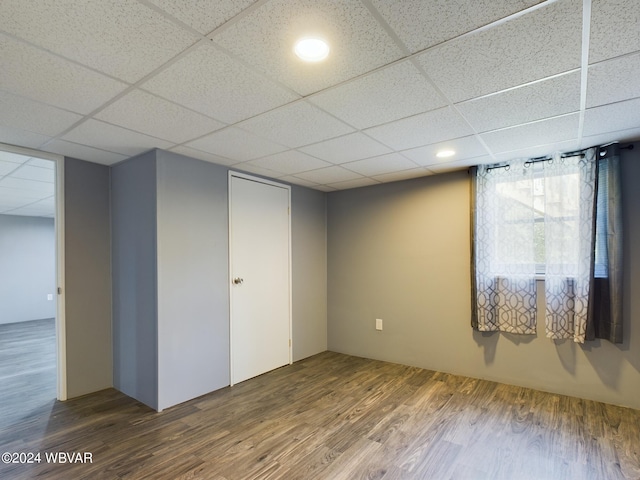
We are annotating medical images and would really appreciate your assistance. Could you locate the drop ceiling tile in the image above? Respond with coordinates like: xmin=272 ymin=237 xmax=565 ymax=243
xmin=211 ymin=0 xmax=404 ymax=95
xmin=186 ymin=127 xmax=287 ymax=162
xmin=583 ymin=98 xmax=640 ymax=138
xmin=232 ymin=163 xmax=284 ymax=179
xmin=492 ymin=139 xmax=579 ymax=163
xmin=417 ymin=0 xmax=582 ymax=102
xmin=579 ymin=127 xmax=640 ymax=149
xmin=26 ymin=158 xmax=55 ymax=169
xmin=10 ymin=165 xmax=54 ymax=183
xmin=142 ymin=43 xmax=299 ymax=124
xmin=299 ymin=133 xmax=391 ymax=164
xmin=402 ymin=135 xmax=489 ymax=166
xmin=427 ymin=155 xmax=493 ymax=174
xmin=372 ymin=168 xmax=431 ymax=183
xmin=0 ymin=160 xmax=20 ymax=176
xmin=169 ymin=146 xmax=239 ymax=167
xmin=0 ymin=152 xmax=31 ymax=164
xmin=457 ymin=71 xmax=581 ymax=133
xmin=309 ymin=61 xmax=447 ymax=129
xmin=95 ymin=89 xmax=224 ymax=144
xmin=328 ymin=177 xmax=381 ymax=190
xmin=315 ymin=185 xmax=337 ymax=192
xmin=146 ymin=0 xmax=256 ymax=34
xmin=364 ymin=107 xmax=473 ymax=151
xmin=0 ymin=177 xmax=54 ymax=194
xmin=481 ymin=113 xmax=580 ymax=154
xmin=0 ymin=34 xmax=127 ymax=114
xmin=0 ymin=185 xmax=49 ymax=200
xmin=279 ymin=175 xmax=319 ymax=188
xmin=0 ymin=90 xmax=83 ymax=137
xmin=371 ymin=0 xmax=543 ymax=53
xmin=248 ymin=151 xmax=331 ymax=175
xmin=41 ymin=140 xmax=127 ymax=166
xmin=237 ymin=102 xmax=354 ymax=148
xmin=0 ymin=125 xmax=51 ymax=149
xmin=587 ymin=53 xmax=640 ymax=108
xmin=0 ymin=0 xmax=199 ymax=83
xmin=589 ymin=0 xmax=640 ymax=64
xmin=342 ymin=153 xmax=418 ymax=177
xmin=61 ymin=119 xmax=173 ymax=157
xmin=295 ymin=166 xmax=363 ymax=184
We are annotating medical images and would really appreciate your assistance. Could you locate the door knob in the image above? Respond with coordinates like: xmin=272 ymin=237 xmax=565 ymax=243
xmin=233 ymin=277 xmax=244 ymax=285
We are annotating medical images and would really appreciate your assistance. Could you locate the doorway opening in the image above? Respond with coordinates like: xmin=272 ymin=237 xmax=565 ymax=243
xmin=0 ymin=143 xmax=65 ymax=430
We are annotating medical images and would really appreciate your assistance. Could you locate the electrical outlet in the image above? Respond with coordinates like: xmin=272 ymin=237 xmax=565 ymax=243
xmin=376 ymin=318 xmax=383 ymax=331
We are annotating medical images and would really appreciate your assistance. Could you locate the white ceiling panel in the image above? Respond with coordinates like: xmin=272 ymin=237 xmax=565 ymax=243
xmin=61 ymin=119 xmax=173 ymax=157
xmin=299 ymin=133 xmax=392 ymax=164
xmin=278 ymin=175 xmax=319 ymax=188
xmin=0 ymin=160 xmax=20 ymax=176
xmin=232 ymin=163 xmax=285 ymax=179
xmin=169 ymin=146 xmax=238 ymax=167
xmin=10 ymin=165 xmax=54 ymax=183
xmin=0 ymin=90 xmax=83 ymax=137
xmin=417 ymin=0 xmax=582 ymax=103
xmin=186 ymin=127 xmax=287 ymax=162
xmin=589 ymin=0 xmax=640 ymax=64
xmin=481 ymin=113 xmax=580 ymax=154
xmin=237 ymin=102 xmax=354 ymax=148
xmin=457 ymin=71 xmax=581 ymax=133
xmin=309 ymin=61 xmax=446 ymax=129
xmin=583 ymin=98 xmax=640 ymax=138
xmin=579 ymin=127 xmax=640 ymax=150
xmin=96 ymin=89 xmax=224 ymax=144
xmin=211 ymin=0 xmax=404 ymax=95
xmin=0 ymin=0 xmax=199 ymax=83
xmin=370 ymin=0 xmax=544 ymax=53
xmin=0 ymin=177 xmax=54 ymax=194
xmin=402 ymin=135 xmax=489 ymax=167
xmin=327 ymin=177 xmax=381 ymax=190
xmin=0 ymin=34 xmax=127 ymax=115
xmin=427 ymin=155 xmax=493 ymax=174
xmin=248 ymin=150 xmax=331 ymax=175
xmin=587 ymin=53 xmax=640 ymax=108
xmin=342 ymin=153 xmax=418 ymax=177
xmin=295 ymin=165 xmax=363 ymax=184
xmin=365 ymin=107 xmax=473 ymax=151
xmin=146 ymin=0 xmax=257 ymax=35
xmin=142 ymin=43 xmax=299 ymax=124
xmin=372 ymin=168 xmax=432 ymax=183
xmin=0 ymin=125 xmax=52 ymax=149
xmin=41 ymin=140 xmax=127 ymax=166
xmin=26 ymin=158 xmax=55 ymax=169
xmin=492 ymin=140 xmax=579 ymax=163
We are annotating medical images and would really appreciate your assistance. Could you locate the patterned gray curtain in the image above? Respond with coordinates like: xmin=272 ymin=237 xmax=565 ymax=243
xmin=543 ymin=150 xmax=596 ymax=343
xmin=586 ymin=144 xmax=623 ymax=343
xmin=471 ymin=159 xmax=537 ymax=334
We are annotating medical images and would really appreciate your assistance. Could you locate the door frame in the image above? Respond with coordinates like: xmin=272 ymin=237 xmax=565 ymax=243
xmin=0 ymin=142 xmax=66 ymax=401
xmin=228 ymin=171 xmax=292 ymax=386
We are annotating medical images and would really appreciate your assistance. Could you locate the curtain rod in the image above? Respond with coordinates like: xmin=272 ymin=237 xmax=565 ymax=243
xmin=484 ymin=143 xmax=635 ymax=172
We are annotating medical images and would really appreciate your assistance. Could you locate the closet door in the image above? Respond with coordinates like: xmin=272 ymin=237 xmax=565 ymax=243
xmin=229 ymin=174 xmax=291 ymax=385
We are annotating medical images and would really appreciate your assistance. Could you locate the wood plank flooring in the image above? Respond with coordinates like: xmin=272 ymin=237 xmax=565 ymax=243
xmin=1 ymin=350 xmax=639 ymax=479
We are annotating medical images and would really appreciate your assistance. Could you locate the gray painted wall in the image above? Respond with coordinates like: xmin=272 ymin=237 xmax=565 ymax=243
xmin=0 ymin=214 xmax=55 ymax=325
xmin=291 ymin=186 xmax=327 ymax=361
xmin=156 ymin=150 xmax=229 ymax=410
xmin=327 ymin=144 xmax=640 ymax=410
xmin=64 ymin=157 xmax=112 ymax=398
xmin=111 ymin=151 xmax=158 ymax=409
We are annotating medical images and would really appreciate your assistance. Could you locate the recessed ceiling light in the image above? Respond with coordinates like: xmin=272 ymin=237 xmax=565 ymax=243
xmin=294 ymin=38 xmax=330 ymax=62
xmin=436 ymin=149 xmax=456 ymax=158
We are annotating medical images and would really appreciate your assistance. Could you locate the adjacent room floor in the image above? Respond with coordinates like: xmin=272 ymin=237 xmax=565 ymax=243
xmin=0 ymin=318 xmax=56 ymax=431
xmin=1 ymin=350 xmax=638 ymax=479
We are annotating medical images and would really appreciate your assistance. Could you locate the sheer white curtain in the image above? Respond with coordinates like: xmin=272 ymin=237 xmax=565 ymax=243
xmin=472 ymin=158 xmax=537 ymax=334
xmin=543 ymin=150 xmax=596 ymax=342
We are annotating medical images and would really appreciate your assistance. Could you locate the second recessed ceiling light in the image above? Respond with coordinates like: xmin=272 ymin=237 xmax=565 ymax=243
xmin=294 ymin=38 xmax=330 ymax=62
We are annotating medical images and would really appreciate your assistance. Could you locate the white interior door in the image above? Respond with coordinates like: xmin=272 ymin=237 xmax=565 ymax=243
xmin=230 ymin=174 xmax=291 ymax=385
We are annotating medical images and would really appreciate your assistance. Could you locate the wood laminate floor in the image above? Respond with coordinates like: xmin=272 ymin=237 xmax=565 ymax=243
xmin=1 ymin=349 xmax=639 ymax=479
